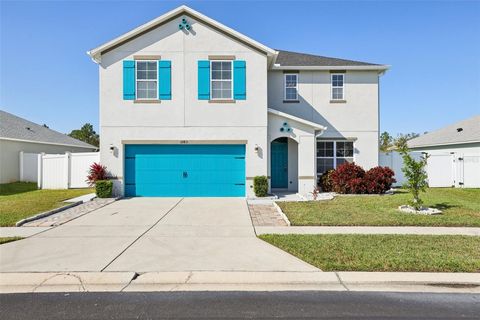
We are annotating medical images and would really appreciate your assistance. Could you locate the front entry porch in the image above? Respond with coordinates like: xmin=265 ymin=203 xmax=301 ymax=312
xmin=267 ymin=108 xmax=326 ymax=196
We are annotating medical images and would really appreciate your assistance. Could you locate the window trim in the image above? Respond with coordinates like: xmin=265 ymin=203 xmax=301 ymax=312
xmin=210 ymin=60 xmax=233 ymax=100
xmin=135 ymin=60 xmax=158 ymax=101
xmin=284 ymin=73 xmax=298 ymax=101
xmin=330 ymin=73 xmax=345 ymax=101
xmin=316 ymin=140 xmax=355 ymax=178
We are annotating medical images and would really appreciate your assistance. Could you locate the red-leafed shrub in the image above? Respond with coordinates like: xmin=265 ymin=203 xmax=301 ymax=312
xmin=330 ymin=162 xmax=366 ymax=194
xmin=326 ymin=162 xmax=396 ymax=194
xmin=86 ymin=162 xmax=108 ymax=187
xmin=319 ymin=169 xmax=335 ymax=192
xmin=364 ymin=166 xmax=396 ymax=194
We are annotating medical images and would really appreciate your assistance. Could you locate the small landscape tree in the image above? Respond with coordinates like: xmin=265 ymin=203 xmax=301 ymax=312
xmin=400 ymin=147 xmax=429 ymax=210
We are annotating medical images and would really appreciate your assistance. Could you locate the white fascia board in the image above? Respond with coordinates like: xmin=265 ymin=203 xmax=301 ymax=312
xmin=271 ymin=65 xmax=391 ymax=72
xmin=409 ymin=140 xmax=480 ymax=149
xmin=268 ymin=108 xmax=326 ymax=130
xmin=87 ymin=5 xmax=276 ymax=62
xmin=0 ymin=137 xmax=97 ymax=149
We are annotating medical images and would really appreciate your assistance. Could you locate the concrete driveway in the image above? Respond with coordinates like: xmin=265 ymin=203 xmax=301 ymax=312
xmin=0 ymin=198 xmax=317 ymax=272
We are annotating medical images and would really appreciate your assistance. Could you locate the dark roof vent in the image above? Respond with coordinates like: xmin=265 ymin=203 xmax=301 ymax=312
xmin=457 ymin=127 xmax=463 ymax=132
xmin=26 ymin=127 xmax=31 ymax=131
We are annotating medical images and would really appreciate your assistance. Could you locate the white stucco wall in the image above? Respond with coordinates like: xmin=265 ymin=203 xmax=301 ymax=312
xmin=268 ymin=70 xmax=380 ymax=171
xmin=98 ymin=15 xmax=268 ymax=196
xmin=0 ymin=139 xmax=95 ymax=184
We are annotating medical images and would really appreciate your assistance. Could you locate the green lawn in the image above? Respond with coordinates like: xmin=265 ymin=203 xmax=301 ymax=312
xmin=278 ymin=188 xmax=480 ymax=227
xmin=0 ymin=237 xmax=22 ymax=245
xmin=0 ymin=182 xmax=94 ymax=227
xmin=259 ymin=234 xmax=480 ymax=272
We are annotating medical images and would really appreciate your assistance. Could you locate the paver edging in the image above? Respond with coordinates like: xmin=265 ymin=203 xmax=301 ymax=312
xmin=272 ymin=202 xmax=291 ymax=226
xmin=15 ymin=201 xmax=83 ymax=227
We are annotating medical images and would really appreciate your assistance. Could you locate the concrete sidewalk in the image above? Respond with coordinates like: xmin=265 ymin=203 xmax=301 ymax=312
xmin=255 ymin=226 xmax=480 ymax=236
xmin=0 ymin=227 xmax=51 ymax=238
xmin=1 ymin=271 xmax=479 ymax=293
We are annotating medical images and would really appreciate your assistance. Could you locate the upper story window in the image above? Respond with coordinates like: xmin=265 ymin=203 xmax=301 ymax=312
xmin=316 ymin=140 xmax=354 ymax=175
xmin=284 ymin=73 xmax=298 ymax=101
xmin=211 ymin=61 xmax=232 ymax=100
xmin=136 ymin=61 xmax=158 ymax=100
xmin=331 ymin=74 xmax=344 ymax=100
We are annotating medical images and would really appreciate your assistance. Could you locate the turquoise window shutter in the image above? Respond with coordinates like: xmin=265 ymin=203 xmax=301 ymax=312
xmin=123 ymin=60 xmax=135 ymax=100
xmin=233 ymin=60 xmax=246 ymax=100
xmin=198 ymin=60 xmax=210 ymax=100
xmin=158 ymin=60 xmax=171 ymax=100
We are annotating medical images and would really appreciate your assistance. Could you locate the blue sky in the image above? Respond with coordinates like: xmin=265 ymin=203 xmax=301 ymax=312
xmin=1 ymin=1 xmax=479 ymax=136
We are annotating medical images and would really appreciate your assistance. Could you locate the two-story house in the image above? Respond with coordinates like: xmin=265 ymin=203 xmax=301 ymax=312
xmin=87 ymin=5 xmax=389 ymax=197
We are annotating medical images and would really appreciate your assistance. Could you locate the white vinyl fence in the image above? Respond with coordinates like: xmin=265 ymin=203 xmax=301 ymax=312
xmin=427 ymin=153 xmax=480 ymax=188
xmin=379 ymin=151 xmax=422 ymax=186
xmin=19 ymin=151 xmax=99 ymax=189
xmin=380 ymin=151 xmax=480 ymax=188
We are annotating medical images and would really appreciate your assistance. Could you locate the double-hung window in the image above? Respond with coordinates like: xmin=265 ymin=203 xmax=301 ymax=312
xmin=331 ymin=74 xmax=344 ymax=100
xmin=211 ymin=61 xmax=232 ymax=100
xmin=136 ymin=61 xmax=158 ymax=100
xmin=316 ymin=140 xmax=354 ymax=175
xmin=284 ymin=73 xmax=298 ymax=101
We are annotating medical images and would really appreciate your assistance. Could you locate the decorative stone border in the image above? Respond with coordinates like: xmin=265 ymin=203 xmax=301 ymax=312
xmin=398 ymin=205 xmax=442 ymax=215
xmin=15 ymin=201 xmax=83 ymax=227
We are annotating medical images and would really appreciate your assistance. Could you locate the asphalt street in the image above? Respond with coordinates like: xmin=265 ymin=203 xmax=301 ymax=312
xmin=1 ymin=291 xmax=479 ymax=319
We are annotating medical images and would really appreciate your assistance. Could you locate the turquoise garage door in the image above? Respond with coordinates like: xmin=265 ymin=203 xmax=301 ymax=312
xmin=124 ymin=144 xmax=246 ymax=197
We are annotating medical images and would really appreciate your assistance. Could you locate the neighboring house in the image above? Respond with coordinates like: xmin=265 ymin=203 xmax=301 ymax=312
xmin=408 ymin=115 xmax=480 ymax=188
xmin=87 ymin=5 xmax=388 ymax=197
xmin=0 ymin=110 xmax=97 ymax=183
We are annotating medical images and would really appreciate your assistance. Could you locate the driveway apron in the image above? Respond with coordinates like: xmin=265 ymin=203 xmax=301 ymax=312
xmin=0 ymin=198 xmax=317 ymax=272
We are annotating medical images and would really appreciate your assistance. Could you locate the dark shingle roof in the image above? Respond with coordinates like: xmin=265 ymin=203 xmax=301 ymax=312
xmin=0 ymin=110 xmax=96 ymax=149
xmin=275 ymin=49 xmax=381 ymax=67
xmin=408 ymin=115 xmax=480 ymax=148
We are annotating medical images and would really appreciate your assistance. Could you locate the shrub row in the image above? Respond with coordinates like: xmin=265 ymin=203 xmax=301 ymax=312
xmin=320 ymin=162 xmax=395 ymax=194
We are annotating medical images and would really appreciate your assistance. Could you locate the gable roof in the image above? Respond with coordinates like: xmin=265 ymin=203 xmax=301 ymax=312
xmin=87 ymin=5 xmax=276 ymax=62
xmin=408 ymin=115 xmax=480 ymax=148
xmin=0 ymin=110 xmax=96 ymax=149
xmin=273 ymin=50 xmax=389 ymax=71
xmin=268 ymin=108 xmax=326 ymax=130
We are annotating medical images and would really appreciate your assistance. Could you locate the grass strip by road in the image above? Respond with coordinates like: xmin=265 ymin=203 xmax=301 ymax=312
xmin=259 ymin=234 xmax=480 ymax=272
xmin=0 ymin=237 xmax=23 ymax=245
xmin=278 ymin=188 xmax=480 ymax=227
xmin=0 ymin=182 xmax=94 ymax=227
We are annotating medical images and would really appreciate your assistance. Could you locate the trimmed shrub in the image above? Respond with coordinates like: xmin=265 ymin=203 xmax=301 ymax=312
xmin=319 ymin=169 xmax=335 ymax=192
xmin=253 ymin=176 xmax=268 ymax=197
xmin=330 ymin=162 xmax=366 ymax=194
xmin=364 ymin=166 xmax=396 ymax=194
xmin=86 ymin=163 xmax=108 ymax=187
xmin=96 ymin=180 xmax=113 ymax=198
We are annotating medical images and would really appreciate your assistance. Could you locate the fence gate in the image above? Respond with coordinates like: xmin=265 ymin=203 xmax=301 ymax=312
xmin=427 ymin=153 xmax=480 ymax=188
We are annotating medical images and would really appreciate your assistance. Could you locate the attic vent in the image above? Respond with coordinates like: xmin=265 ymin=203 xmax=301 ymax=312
xmin=25 ymin=127 xmax=31 ymax=131
xmin=457 ymin=127 xmax=463 ymax=132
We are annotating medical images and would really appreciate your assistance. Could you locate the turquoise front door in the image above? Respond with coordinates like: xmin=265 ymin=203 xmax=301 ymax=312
xmin=271 ymin=138 xmax=288 ymax=188
xmin=124 ymin=144 xmax=246 ymax=197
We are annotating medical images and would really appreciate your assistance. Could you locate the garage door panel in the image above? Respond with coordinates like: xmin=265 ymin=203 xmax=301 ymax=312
xmin=124 ymin=145 xmax=245 ymax=197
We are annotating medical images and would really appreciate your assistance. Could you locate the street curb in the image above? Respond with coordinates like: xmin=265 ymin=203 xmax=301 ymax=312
xmin=1 ymin=271 xmax=479 ymax=293
xmin=15 ymin=201 xmax=83 ymax=227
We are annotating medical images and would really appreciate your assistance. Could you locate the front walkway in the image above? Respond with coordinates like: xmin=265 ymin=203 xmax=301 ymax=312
xmin=0 ymin=198 xmax=317 ymax=273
